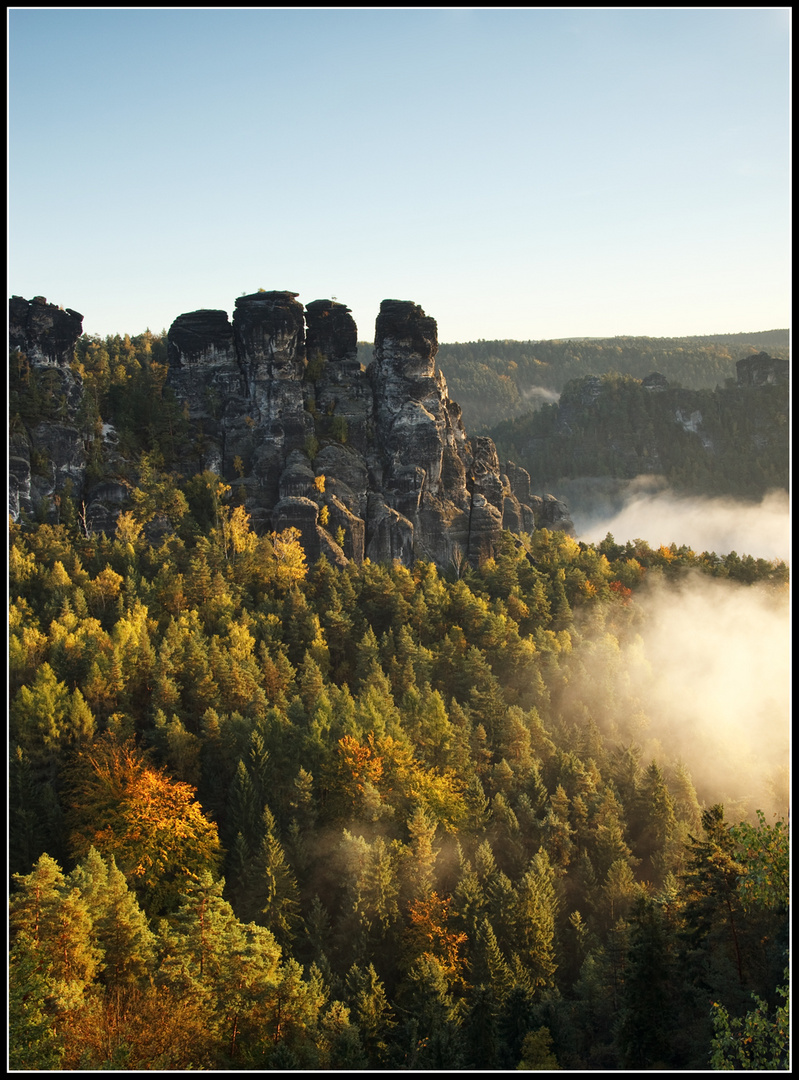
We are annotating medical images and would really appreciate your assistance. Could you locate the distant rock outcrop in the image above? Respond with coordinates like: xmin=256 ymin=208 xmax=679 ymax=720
xmin=499 ymin=363 xmax=789 ymax=500
xmin=736 ymin=352 xmax=789 ymax=388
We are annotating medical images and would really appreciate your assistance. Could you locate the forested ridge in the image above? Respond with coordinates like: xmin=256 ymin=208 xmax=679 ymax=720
xmin=9 ymin=326 xmax=789 ymax=1071
xmin=364 ymin=330 xmax=790 ymax=431
xmin=489 ymin=372 xmax=789 ymax=499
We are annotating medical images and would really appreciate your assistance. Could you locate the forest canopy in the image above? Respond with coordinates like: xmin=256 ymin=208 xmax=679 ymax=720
xmin=8 ymin=323 xmax=789 ymax=1070
xmin=8 ymin=501 xmax=789 ymax=1070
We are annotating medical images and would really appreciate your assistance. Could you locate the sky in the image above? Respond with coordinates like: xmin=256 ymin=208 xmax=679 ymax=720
xmin=8 ymin=7 xmax=791 ymax=344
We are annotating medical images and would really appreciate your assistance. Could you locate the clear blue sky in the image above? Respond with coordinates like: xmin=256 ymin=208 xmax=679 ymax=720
xmin=8 ymin=8 xmax=790 ymax=343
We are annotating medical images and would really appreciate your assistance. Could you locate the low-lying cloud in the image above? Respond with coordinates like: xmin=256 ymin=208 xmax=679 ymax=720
xmin=561 ymin=476 xmax=790 ymax=563
xmin=564 ymin=569 xmax=790 ymax=822
xmin=629 ymin=574 xmax=789 ymax=818
xmin=521 ymin=385 xmax=561 ymax=406
xmin=553 ymin=476 xmax=790 ymax=818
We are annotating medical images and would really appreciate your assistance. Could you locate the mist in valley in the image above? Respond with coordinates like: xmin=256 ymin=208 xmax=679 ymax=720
xmin=562 ymin=476 xmax=790 ymax=563
xmin=520 ymin=385 xmax=561 ymax=406
xmin=555 ymin=476 xmax=790 ymax=824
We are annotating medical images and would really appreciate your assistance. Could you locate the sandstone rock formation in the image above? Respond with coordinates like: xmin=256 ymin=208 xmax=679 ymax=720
xmin=9 ymin=296 xmax=86 ymax=521
xmin=163 ymin=293 xmax=570 ymax=567
xmin=736 ymin=352 xmax=789 ymax=388
xmin=9 ymin=290 xmax=575 ymax=568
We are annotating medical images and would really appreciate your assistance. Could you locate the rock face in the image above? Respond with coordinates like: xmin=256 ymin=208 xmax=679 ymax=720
xmin=9 ymin=296 xmax=86 ymax=521
xmin=9 ymin=290 xmax=575 ymax=567
xmin=736 ymin=352 xmax=789 ymax=388
xmin=9 ymin=295 xmax=84 ymax=369
xmin=164 ymin=294 xmax=566 ymax=567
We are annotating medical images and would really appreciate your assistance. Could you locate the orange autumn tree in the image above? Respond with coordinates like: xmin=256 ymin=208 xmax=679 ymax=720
xmin=65 ymin=735 xmax=222 ymax=917
xmin=405 ymin=892 xmax=468 ymax=995
xmin=323 ymin=734 xmax=386 ymax=820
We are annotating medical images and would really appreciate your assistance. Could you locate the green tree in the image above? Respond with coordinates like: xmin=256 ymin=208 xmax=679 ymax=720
xmin=680 ymin=805 xmax=747 ymax=990
xmin=517 ymin=1026 xmax=560 ymax=1069
xmin=158 ymin=870 xmax=283 ymax=1061
xmin=246 ymin=805 xmax=301 ymax=948
xmin=616 ymin=896 xmax=679 ymax=1069
xmin=345 ymin=962 xmax=396 ymax=1067
xmin=67 ymin=846 xmax=157 ymax=990
xmin=10 ymin=853 xmax=102 ymax=1013
xmin=9 ymin=931 xmax=65 ymax=1069
xmin=710 ymin=969 xmax=789 ymax=1070
xmin=11 ymin=662 xmax=95 ymax=766
xmin=130 ymin=453 xmax=189 ymax=527
xmin=336 ymin=830 xmax=402 ymax=968
xmin=633 ymin=761 xmax=678 ymax=885
xmin=515 ymin=849 xmax=558 ymax=990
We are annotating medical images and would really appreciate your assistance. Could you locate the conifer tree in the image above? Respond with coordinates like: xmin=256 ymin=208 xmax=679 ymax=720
xmin=401 ymin=803 xmax=439 ymax=904
xmin=9 ymin=743 xmax=64 ymax=875
xmin=9 ymin=930 xmax=65 ymax=1070
xmin=68 ymin=846 xmax=157 ymax=991
xmin=515 ymin=849 xmax=558 ymax=990
xmin=158 ymin=870 xmax=283 ymax=1060
xmin=616 ymin=896 xmax=679 ymax=1069
xmin=345 ymin=962 xmax=397 ymax=1067
xmin=10 ymin=853 xmax=102 ymax=1013
xmin=226 ymin=757 xmax=261 ymax=853
xmin=452 ymin=848 xmax=489 ymax=941
xmin=246 ymin=805 xmax=301 ymax=948
xmin=634 ymin=761 xmax=678 ymax=885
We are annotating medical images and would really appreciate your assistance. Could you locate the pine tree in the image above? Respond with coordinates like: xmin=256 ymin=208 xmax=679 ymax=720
xmin=336 ymin=830 xmax=402 ymax=970
xmin=225 ymin=757 xmax=261 ymax=853
xmin=158 ymin=871 xmax=282 ymax=1061
xmin=316 ymin=1000 xmax=368 ymax=1069
xmin=9 ymin=931 xmax=65 ymax=1069
xmin=517 ymin=1026 xmax=561 ymax=1069
xmin=345 ymin=962 xmax=397 ymax=1067
xmin=462 ymin=773 xmax=491 ymax=835
xmin=9 ymin=743 xmax=64 ymax=875
xmin=401 ymin=803 xmax=439 ymax=904
xmin=398 ymin=953 xmax=463 ymax=1060
xmin=246 ymin=805 xmax=301 ymax=948
xmin=68 ymin=846 xmax=157 ymax=990
xmin=10 ymin=853 xmax=102 ymax=1013
xmin=515 ymin=849 xmax=558 ymax=991
xmin=633 ymin=761 xmax=678 ymax=885
xmin=11 ymin=662 xmax=78 ymax=765
xmin=616 ymin=896 xmax=680 ymax=1069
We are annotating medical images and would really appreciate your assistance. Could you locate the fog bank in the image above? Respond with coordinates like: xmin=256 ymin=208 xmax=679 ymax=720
xmin=566 ymin=572 xmax=790 ymax=822
xmin=560 ymin=476 xmax=790 ymax=563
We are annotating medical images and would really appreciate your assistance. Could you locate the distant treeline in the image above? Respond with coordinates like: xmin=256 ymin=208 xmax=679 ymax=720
xmin=359 ymin=331 xmax=789 ymax=431
xmin=489 ymin=373 xmax=789 ymax=500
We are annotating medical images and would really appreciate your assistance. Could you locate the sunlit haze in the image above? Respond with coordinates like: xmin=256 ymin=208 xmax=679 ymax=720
xmin=8 ymin=8 xmax=790 ymax=343
xmin=566 ymin=480 xmax=791 ymax=563
xmin=566 ymin=574 xmax=790 ymax=819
